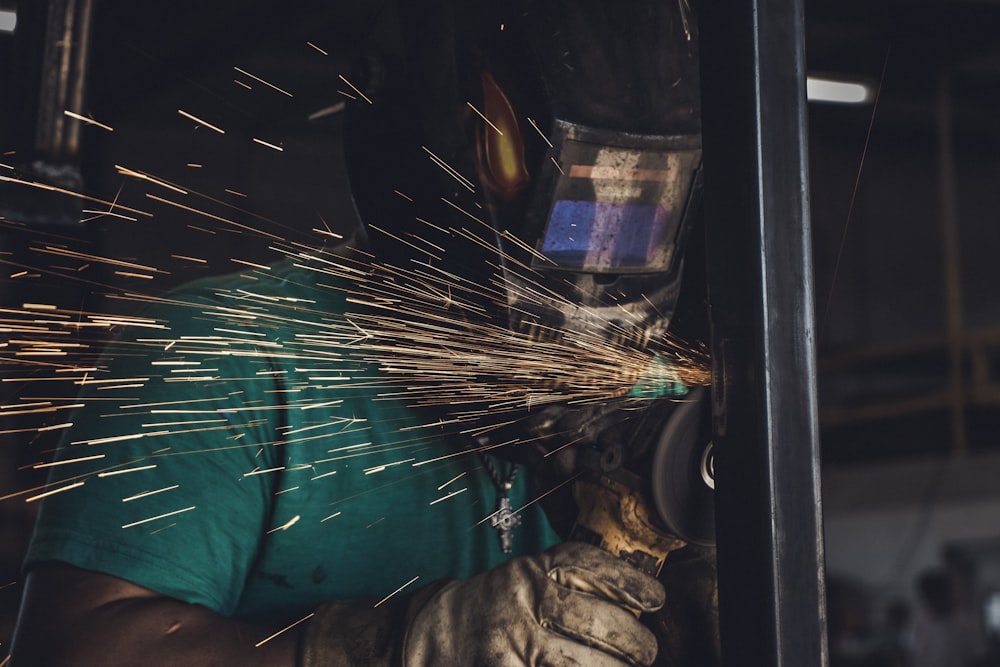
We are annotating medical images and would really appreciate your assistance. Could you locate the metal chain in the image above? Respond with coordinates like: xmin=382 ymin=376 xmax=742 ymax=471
xmin=476 ymin=450 xmax=518 ymax=491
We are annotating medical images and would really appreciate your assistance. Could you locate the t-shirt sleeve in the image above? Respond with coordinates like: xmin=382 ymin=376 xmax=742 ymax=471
xmin=25 ymin=293 xmax=286 ymax=616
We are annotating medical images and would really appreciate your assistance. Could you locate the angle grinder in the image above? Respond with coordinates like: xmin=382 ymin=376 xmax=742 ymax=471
xmin=566 ymin=387 xmax=716 ymax=576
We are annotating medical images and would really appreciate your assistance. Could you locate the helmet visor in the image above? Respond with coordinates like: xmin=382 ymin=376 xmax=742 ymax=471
xmin=536 ymin=139 xmax=702 ymax=273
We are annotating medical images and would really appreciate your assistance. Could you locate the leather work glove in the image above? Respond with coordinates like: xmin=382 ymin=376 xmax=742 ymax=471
xmin=299 ymin=541 xmax=666 ymax=667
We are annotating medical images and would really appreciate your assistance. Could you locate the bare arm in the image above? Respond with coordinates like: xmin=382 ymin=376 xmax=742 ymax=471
xmin=13 ymin=544 xmax=669 ymax=667
xmin=10 ymin=562 xmax=298 ymax=667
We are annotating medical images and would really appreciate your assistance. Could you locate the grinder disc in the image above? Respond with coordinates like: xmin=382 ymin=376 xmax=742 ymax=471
xmin=650 ymin=388 xmax=716 ymax=546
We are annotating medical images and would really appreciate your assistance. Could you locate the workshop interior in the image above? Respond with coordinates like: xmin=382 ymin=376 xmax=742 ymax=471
xmin=2 ymin=0 xmax=1000 ymax=664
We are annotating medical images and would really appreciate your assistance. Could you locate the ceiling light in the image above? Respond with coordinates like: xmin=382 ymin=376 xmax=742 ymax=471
xmin=0 ymin=9 xmax=15 ymax=34
xmin=806 ymin=76 xmax=874 ymax=105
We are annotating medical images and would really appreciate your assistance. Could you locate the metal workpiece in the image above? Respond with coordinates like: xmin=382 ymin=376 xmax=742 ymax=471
xmin=2 ymin=0 xmax=96 ymax=225
xmin=43 ymin=0 xmax=94 ymax=164
xmin=699 ymin=0 xmax=828 ymax=665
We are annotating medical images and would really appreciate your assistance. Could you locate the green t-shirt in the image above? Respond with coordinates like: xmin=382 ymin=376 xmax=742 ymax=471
xmin=26 ymin=259 xmax=559 ymax=626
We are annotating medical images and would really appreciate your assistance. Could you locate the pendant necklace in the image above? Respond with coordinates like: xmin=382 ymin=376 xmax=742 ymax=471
xmin=477 ymin=451 xmax=522 ymax=554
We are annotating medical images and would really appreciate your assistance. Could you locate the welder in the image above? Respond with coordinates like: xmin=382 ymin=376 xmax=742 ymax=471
xmin=10 ymin=1 xmax=712 ymax=665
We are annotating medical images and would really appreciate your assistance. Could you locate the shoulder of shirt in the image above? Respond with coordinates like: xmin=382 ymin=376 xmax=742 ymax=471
xmin=156 ymin=246 xmax=371 ymax=315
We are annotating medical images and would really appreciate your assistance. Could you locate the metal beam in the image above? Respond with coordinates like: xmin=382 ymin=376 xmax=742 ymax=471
xmin=935 ymin=72 xmax=968 ymax=455
xmin=699 ymin=0 xmax=829 ymax=664
xmin=0 ymin=0 xmax=94 ymax=225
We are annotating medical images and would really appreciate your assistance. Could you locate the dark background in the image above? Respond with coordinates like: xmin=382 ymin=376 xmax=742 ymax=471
xmin=2 ymin=0 xmax=1000 ymax=661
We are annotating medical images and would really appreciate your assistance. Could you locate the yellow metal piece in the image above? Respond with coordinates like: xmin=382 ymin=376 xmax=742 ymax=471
xmin=571 ymin=474 xmax=686 ymax=577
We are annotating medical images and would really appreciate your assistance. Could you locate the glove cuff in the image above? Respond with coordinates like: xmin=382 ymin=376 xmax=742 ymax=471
xmin=297 ymin=581 xmax=451 ymax=667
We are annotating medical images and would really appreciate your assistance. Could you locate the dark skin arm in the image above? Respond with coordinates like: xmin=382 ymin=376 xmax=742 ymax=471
xmin=10 ymin=562 xmax=299 ymax=667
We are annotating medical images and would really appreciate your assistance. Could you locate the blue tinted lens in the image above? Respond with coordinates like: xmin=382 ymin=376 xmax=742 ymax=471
xmin=541 ymin=200 xmax=671 ymax=271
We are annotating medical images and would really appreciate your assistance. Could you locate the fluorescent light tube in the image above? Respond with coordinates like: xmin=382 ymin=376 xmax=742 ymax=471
xmin=807 ymin=76 xmax=874 ymax=105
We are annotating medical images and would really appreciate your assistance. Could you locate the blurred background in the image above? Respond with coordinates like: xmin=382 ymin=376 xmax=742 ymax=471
xmin=2 ymin=1 xmax=1000 ymax=664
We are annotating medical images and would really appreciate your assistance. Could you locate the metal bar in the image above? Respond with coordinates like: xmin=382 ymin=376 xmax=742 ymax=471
xmin=698 ymin=0 xmax=828 ymax=664
xmin=935 ymin=72 xmax=967 ymax=455
xmin=820 ymin=392 xmax=953 ymax=428
xmin=35 ymin=0 xmax=95 ymax=165
xmin=0 ymin=0 xmax=95 ymax=225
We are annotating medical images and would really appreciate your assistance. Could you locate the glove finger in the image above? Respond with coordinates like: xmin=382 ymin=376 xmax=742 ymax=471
xmin=546 ymin=542 xmax=665 ymax=613
xmin=535 ymin=632 xmax=654 ymax=667
xmin=538 ymin=591 xmax=659 ymax=667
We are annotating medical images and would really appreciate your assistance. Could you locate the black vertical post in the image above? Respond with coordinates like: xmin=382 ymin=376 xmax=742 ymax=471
xmin=1 ymin=0 xmax=95 ymax=224
xmin=699 ymin=1 xmax=828 ymax=665
xmin=17 ymin=0 xmax=95 ymax=177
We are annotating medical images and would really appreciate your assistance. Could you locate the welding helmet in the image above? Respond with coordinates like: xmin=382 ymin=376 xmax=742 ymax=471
xmin=344 ymin=0 xmax=702 ymax=349
xmin=343 ymin=0 xmax=712 ymax=547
